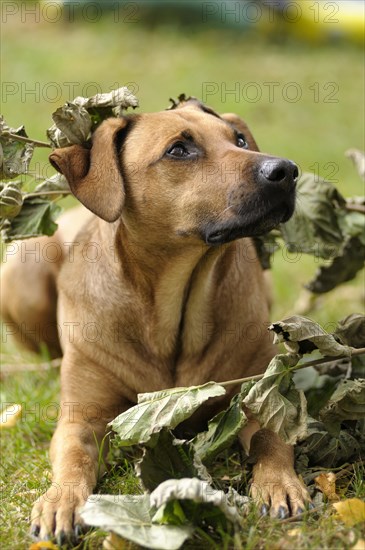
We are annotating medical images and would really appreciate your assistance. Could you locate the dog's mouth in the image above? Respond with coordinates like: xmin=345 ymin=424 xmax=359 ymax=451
xmin=204 ymin=200 xmax=294 ymax=246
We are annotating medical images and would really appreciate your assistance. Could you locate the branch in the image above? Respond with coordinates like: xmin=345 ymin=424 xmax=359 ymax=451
xmin=220 ymin=347 xmax=365 ymax=388
xmin=345 ymin=203 xmax=365 ymax=214
xmin=2 ymin=348 xmax=364 ymax=382
xmin=2 ymin=132 xmax=52 ymax=148
xmin=0 ymin=357 xmax=61 ymax=376
xmin=25 ymin=190 xmax=71 ymax=200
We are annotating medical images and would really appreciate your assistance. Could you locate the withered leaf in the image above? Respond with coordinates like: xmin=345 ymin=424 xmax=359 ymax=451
xmin=334 ymin=314 xmax=365 ymax=349
xmin=0 ymin=116 xmax=34 ymax=178
xmin=319 ymin=379 xmax=365 ymax=434
xmin=306 ymin=237 xmax=365 ymax=294
xmin=270 ymin=316 xmax=352 ymax=356
xmin=280 ymin=172 xmax=346 ymax=259
xmin=243 ymin=353 xmax=308 ymax=445
xmin=34 ymin=173 xmax=71 ymax=199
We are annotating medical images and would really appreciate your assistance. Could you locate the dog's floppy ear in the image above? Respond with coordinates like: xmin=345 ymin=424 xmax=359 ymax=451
xmin=49 ymin=118 xmax=128 ymax=222
xmin=221 ymin=113 xmax=259 ymax=152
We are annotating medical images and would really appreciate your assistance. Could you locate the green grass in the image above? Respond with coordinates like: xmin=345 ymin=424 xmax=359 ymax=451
xmin=1 ymin=6 xmax=364 ymax=549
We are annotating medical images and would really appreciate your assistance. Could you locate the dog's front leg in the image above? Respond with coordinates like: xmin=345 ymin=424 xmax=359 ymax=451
xmin=239 ymin=421 xmax=311 ymax=518
xmin=31 ymin=411 xmax=105 ymax=542
xmin=30 ymin=355 xmax=127 ymax=542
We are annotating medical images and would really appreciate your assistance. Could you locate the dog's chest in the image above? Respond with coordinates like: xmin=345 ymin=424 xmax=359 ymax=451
xmin=147 ymin=254 xmax=219 ymax=361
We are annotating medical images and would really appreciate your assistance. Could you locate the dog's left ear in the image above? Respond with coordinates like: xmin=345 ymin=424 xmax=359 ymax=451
xmin=49 ymin=118 xmax=128 ymax=222
xmin=221 ymin=113 xmax=260 ymax=152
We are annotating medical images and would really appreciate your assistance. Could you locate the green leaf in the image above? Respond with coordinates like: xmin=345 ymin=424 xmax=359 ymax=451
xmin=0 ymin=116 xmax=34 ymax=178
xmin=270 ymin=315 xmax=352 ymax=356
xmin=306 ymin=237 xmax=365 ymax=294
xmin=319 ymin=379 xmax=365 ymax=434
xmin=152 ymin=500 xmax=188 ymax=526
xmin=110 ymin=382 xmax=226 ymax=446
xmin=150 ymin=478 xmax=245 ymax=526
xmin=1 ymin=197 xmax=61 ymax=242
xmin=280 ymin=172 xmax=346 ymax=259
xmin=334 ymin=314 xmax=365 ymax=348
xmin=296 ymin=417 xmax=363 ymax=468
xmin=81 ymin=494 xmax=193 ymax=550
xmin=136 ymin=429 xmax=210 ymax=492
xmin=193 ymin=392 xmax=248 ymax=464
xmin=338 ymin=209 xmax=365 ymax=245
xmin=252 ymin=232 xmax=280 ymax=270
xmin=243 ymin=353 xmax=308 ymax=445
xmin=294 ymin=366 xmax=341 ymax=418
xmin=0 ymin=181 xmax=23 ymax=219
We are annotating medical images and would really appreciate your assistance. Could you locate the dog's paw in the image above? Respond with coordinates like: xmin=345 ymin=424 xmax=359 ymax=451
xmin=30 ymin=483 xmax=90 ymax=544
xmin=251 ymin=463 xmax=312 ymax=518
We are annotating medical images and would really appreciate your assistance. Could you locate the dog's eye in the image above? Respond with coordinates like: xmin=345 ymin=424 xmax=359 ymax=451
xmin=236 ymin=134 xmax=248 ymax=149
xmin=167 ymin=142 xmax=189 ymax=158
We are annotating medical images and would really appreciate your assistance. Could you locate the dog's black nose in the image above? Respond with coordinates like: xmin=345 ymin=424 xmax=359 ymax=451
xmin=259 ymin=159 xmax=298 ymax=187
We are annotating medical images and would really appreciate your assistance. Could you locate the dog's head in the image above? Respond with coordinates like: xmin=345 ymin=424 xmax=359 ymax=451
xmin=50 ymin=98 xmax=297 ymax=246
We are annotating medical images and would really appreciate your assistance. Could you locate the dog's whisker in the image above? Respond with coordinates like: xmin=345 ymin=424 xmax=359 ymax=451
xmin=218 ymin=204 xmax=234 ymax=218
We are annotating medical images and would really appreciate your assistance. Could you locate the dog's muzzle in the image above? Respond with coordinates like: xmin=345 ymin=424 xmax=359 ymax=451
xmin=203 ymin=158 xmax=298 ymax=246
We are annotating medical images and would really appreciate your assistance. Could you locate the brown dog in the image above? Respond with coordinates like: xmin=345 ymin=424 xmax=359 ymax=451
xmin=1 ymin=98 xmax=310 ymax=542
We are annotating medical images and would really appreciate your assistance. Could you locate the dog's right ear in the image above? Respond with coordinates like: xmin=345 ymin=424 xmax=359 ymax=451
xmin=49 ymin=118 xmax=129 ymax=222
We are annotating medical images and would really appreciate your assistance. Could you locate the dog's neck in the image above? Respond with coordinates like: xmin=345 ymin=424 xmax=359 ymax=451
xmin=110 ymin=220 xmax=231 ymax=362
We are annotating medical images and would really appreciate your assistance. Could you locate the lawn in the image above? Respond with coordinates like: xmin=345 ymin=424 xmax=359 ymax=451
xmin=1 ymin=4 xmax=364 ymax=549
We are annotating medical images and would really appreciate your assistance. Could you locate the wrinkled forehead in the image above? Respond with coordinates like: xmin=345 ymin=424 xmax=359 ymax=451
xmin=124 ymin=107 xmax=234 ymax=160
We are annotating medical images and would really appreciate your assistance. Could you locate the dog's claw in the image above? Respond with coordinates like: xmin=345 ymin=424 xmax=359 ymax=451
xmin=56 ymin=530 xmax=68 ymax=546
xmin=260 ymin=504 xmax=269 ymax=516
xmin=296 ymin=507 xmax=304 ymax=516
xmin=30 ymin=524 xmax=40 ymax=538
xmin=308 ymin=502 xmax=315 ymax=510
xmin=277 ymin=505 xmax=289 ymax=519
xmin=74 ymin=523 xmax=85 ymax=539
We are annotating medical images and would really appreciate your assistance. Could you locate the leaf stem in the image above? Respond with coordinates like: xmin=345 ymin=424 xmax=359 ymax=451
xmin=345 ymin=203 xmax=365 ymax=214
xmin=2 ymin=132 xmax=52 ymax=148
xmin=0 ymin=357 xmax=61 ymax=375
xmin=219 ymin=347 xmax=365 ymax=388
xmin=24 ymin=190 xmax=71 ymax=200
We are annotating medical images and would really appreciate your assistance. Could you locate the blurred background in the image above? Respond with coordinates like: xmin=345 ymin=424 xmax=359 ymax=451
xmin=2 ymin=0 xmax=364 ymax=320
xmin=1 ymin=3 xmax=364 ymax=546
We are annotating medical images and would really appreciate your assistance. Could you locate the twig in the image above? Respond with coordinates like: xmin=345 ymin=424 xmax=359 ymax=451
xmin=0 ymin=358 xmax=61 ymax=375
xmin=25 ymin=190 xmax=71 ymax=200
xmin=2 ymin=348 xmax=364 ymax=381
xmin=345 ymin=203 xmax=365 ymax=214
xmin=220 ymin=347 xmax=365 ymax=388
xmin=2 ymin=132 xmax=52 ymax=148
xmin=334 ymin=459 xmax=365 ymax=480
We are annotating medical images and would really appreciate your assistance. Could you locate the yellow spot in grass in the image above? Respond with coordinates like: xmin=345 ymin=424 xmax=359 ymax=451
xmin=0 ymin=403 xmax=22 ymax=428
xmin=333 ymin=498 xmax=365 ymax=527
xmin=29 ymin=541 xmax=59 ymax=549
xmin=314 ymin=472 xmax=340 ymax=501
